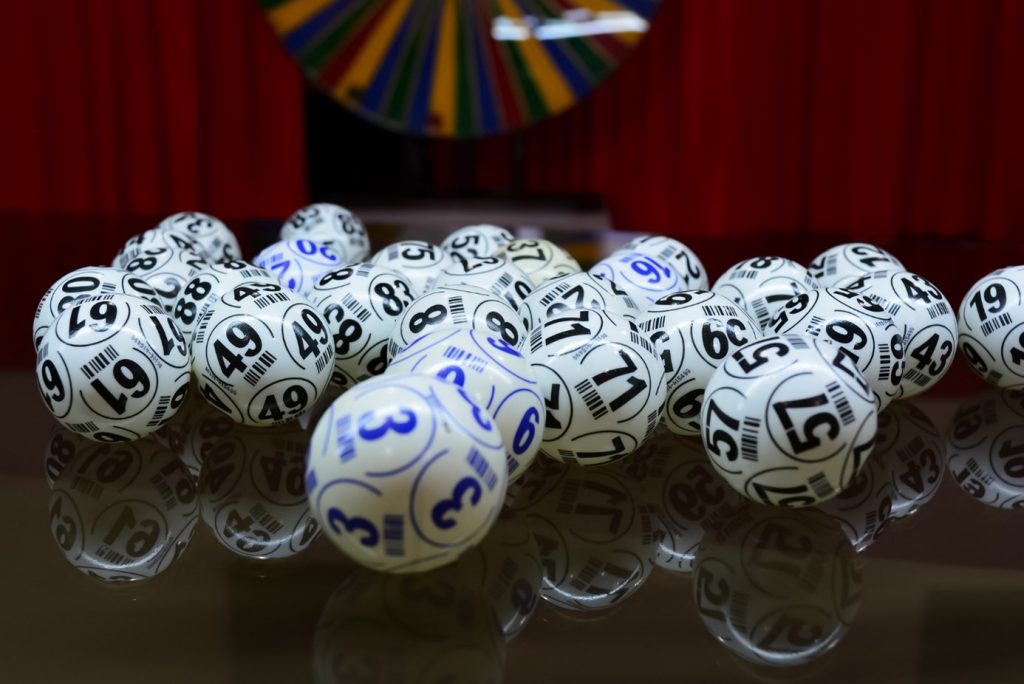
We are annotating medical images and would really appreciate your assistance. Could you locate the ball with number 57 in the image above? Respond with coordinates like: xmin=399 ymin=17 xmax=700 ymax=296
xmin=306 ymin=374 xmax=508 ymax=573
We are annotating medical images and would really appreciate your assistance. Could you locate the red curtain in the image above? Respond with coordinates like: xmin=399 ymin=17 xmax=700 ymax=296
xmin=433 ymin=0 xmax=1024 ymax=242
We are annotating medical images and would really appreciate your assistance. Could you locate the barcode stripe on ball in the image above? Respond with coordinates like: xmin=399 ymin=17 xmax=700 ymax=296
xmin=569 ymin=556 xmax=604 ymax=591
xmin=341 ymin=293 xmax=371 ymax=322
xmin=81 ymin=344 xmax=119 ymax=379
xmin=100 ymin=282 xmax=116 ymax=293
xmin=448 ymin=296 xmax=467 ymax=324
xmin=806 ymin=315 xmax=826 ymax=337
xmin=878 ymin=343 xmax=892 ymax=379
xmin=557 ymin=478 xmax=581 ymax=513
xmin=730 ymin=270 xmax=759 ymax=280
xmin=251 ymin=503 xmax=283 ymax=534
xmin=729 ymin=591 xmax=750 ymax=633
xmin=557 ymin=448 xmax=577 ymax=462
xmin=71 ymin=475 xmax=103 ymax=498
xmin=254 ymin=292 xmax=289 ymax=310
xmin=356 ymin=264 xmax=373 ymax=277
xmin=193 ymin=310 xmax=213 ymax=344
xmin=467 ymin=447 xmax=499 ymax=491
xmin=751 ymin=299 xmax=770 ymax=325
xmin=496 ymin=272 xmax=513 ymax=288
xmin=639 ymin=315 xmax=665 ymax=333
xmin=824 ymin=254 xmax=838 ymax=276
xmin=239 ymin=268 xmax=265 ymax=278
xmin=927 ymin=301 xmax=951 ymax=320
xmin=146 ymin=395 xmax=172 ymax=427
xmin=789 ymin=336 xmax=810 ymax=350
xmin=701 ymin=304 xmax=740 ymax=318
xmin=333 ymin=415 xmax=355 ymax=462
xmin=574 ymin=378 xmax=608 ymax=419
xmin=826 ymin=382 xmax=855 ymax=425
xmin=645 ymin=409 xmax=660 ymax=441
xmin=741 ymin=417 xmax=760 ymax=461
xmin=243 ymin=351 xmax=278 ymax=386
xmin=903 ymin=367 xmax=932 ymax=387
xmin=442 ymin=346 xmax=488 ymax=373
xmin=529 ymin=327 xmax=544 ymax=353
xmin=384 ymin=514 xmax=404 ymax=556
xmin=67 ymin=421 xmax=99 ymax=434
xmin=808 ymin=472 xmax=835 ymax=499
xmin=864 ymin=510 xmax=878 ymax=538
xmin=980 ymin=311 xmax=1012 ymax=336
xmin=886 ymin=301 xmax=902 ymax=317
xmin=97 ymin=545 xmax=128 ymax=567
xmin=150 ymin=471 xmax=174 ymax=508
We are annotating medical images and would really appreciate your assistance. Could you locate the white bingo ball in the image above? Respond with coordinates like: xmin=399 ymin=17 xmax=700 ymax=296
xmin=305 ymin=374 xmax=508 ymax=573
xmin=253 ymin=238 xmax=344 ymax=297
xmin=113 ymin=227 xmax=204 ymax=269
xmin=589 ymin=251 xmax=685 ymax=307
xmin=157 ymin=211 xmax=241 ymax=262
xmin=526 ymin=308 xmax=666 ymax=465
xmin=388 ymin=328 xmax=544 ymax=479
xmin=947 ymin=389 xmax=1024 ymax=509
xmin=191 ymin=288 xmax=333 ymax=426
xmin=840 ymin=270 xmax=957 ymax=397
xmin=122 ymin=247 xmax=208 ymax=315
xmin=616 ymin=234 xmax=708 ymax=290
xmin=519 ymin=271 xmax=643 ymax=331
xmin=712 ymin=256 xmax=818 ymax=330
xmin=33 ymin=266 xmax=162 ymax=351
xmin=493 ymin=238 xmax=581 ymax=286
xmin=171 ymin=260 xmax=277 ymax=341
xmin=281 ymin=202 xmax=371 ymax=264
xmin=432 ymin=254 xmax=534 ymax=318
xmin=441 ymin=224 xmax=514 ymax=260
xmin=766 ymin=288 xmax=906 ymax=410
xmin=639 ymin=290 xmax=763 ymax=436
xmin=389 ymin=285 xmax=526 ymax=359
xmin=36 ymin=294 xmax=191 ymax=442
xmin=957 ymin=267 xmax=1024 ymax=388
xmin=370 ymin=240 xmax=451 ymax=296
xmin=701 ymin=334 xmax=877 ymax=506
xmin=308 ymin=264 xmax=416 ymax=388
xmin=807 ymin=242 xmax=904 ymax=288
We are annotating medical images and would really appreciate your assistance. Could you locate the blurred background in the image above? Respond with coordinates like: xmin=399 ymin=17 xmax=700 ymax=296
xmin=2 ymin=0 xmax=1022 ymax=366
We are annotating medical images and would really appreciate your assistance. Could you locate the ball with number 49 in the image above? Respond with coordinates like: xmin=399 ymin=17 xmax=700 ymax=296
xmin=306 ymin=374 xmax=508 ymax=573
xmin=701 ymin=334 xmax=877 ymax=506
xmin=957 ymin=267 xmax=1024 ymax=388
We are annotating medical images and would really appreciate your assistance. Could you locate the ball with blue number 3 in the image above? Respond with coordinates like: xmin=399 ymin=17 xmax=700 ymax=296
xmin=388 ymin=328 xmax=545 ymax=480
xmin=306 ymin=374 xmax=508 ymax=573
xmin=253 ymin=238 xmax=345 ymax=298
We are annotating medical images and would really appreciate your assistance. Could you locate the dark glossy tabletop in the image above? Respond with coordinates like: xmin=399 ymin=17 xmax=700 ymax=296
xmin=4 ymin=228 xmax=1024 ymax=684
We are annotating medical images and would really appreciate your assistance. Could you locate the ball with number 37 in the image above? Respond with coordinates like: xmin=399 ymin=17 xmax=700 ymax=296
xmin=306 ymin=374 xmax=508 ymax=573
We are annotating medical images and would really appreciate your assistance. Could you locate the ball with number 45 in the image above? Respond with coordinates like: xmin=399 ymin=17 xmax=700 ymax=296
xmin=306 ymin=374 xmax=508 ymax=573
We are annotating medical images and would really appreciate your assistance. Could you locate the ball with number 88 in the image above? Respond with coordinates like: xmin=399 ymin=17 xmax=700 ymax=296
xmin=957 ymin=267 xmax=1024 ymax=388
xmin=171 ymin=261 xmax=277 ymax=342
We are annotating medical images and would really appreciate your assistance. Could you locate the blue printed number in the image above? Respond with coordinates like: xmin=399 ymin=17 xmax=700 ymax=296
xmin=435 ymin=364 xmax=466 ymax=387
xmin=457 ymin=388 xmax=491 ymax=430
xmin=358 ymin=407 xmax=417 ymax=441
xmin=487 ymin=336 xmax=520 ymax=356
xmin=629 ymin=256 xmax=670 ymax=284
xmin=326 ymin=507 xmax=379 ymax=547
xmin=431 ymin=477 xmax=483 ymax=530
xmin=296 ymin=239 xmax=339 ymax=262
xmin=512 ymin=407 xmax=540 ymax=455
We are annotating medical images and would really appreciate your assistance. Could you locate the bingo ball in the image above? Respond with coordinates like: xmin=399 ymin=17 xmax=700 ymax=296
xmin=616 ymin=234 xmax=708 ymax=290
xmin=389 ymin=285 xmax=526 ymax=359
xmin=701 ymin=334 xmax=877 ymax=506
xmin=441 ymin=224 xmax=514 ymax=260
xmin=840 ymin=270 xmax=957 ymax=397
xmin=171 ymin=260 xmax=277 ymax=340
xmin=712 ymin=256 xmax=818 ymax=330
xmin=49 ymin=441 xmax=198 ymax=582
xmin=493 ymin=238 xmax=581 ymax=286
xmin=43 ymin=424 xmax=93 ymax=488
xmin=589 ymin=251 xmax=685 ymax=306
xmin=432 ymin=254 xmax=534 ymax=316
xmin=370 ymin=240 xmax=451 ymax=296
xmin=33 ymin=266 xmax=162 ymax=351
xmin=305 ymin=374 xmax=508 ymax=573
xmin=157 ymin=211 xmax=241 ymax=262
xmin=767 ymin=288 xmax=906 ymax=410
xmin=519 ymin=271 xmax=642 ymax=331
xmin=122 ymin=247 xmax=208 ymax=314
xmin=807 ymin=242 xmax=905 ymax=288
xmin=191 ymin=286 xmax=333 ymax=426
xmin=388 ymin=328 xmax=544 ymax=479
xmin=640 ymin=290 xmax=763 ymax=436
xmin=875 ymin=401 xmax=945 ymax=518
xmin=309 ymin=264 xmax=416 ymax=388
xmin=36 ymin=294 xmax=191 ymax=442
xmin=253 ymin=238 xmax=344 ymax=296
xmin=812 ymin=453 xmax=895 ymax=552
xmin=947 ymin=388 xmax=1024 ymax=509
xmin=113 ymin=227 xmax=203 ymax=269
xmin=280 ymin=202 xmax=370 ymax=264
xmin=526 ymin=308 xmax=666 ymax=465
xmin=957 ymin=267 xmax=1024 ymax=388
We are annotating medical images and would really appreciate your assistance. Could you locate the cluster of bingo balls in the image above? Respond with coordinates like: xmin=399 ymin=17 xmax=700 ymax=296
xmin=34 ymin=208 xmax=1010 ymax=573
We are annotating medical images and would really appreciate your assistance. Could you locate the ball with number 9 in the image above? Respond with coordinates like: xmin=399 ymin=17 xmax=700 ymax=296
xmin=306 ymin=374 xmax=509 ymax=573
xmin=589 ymin=251 xmax=686 ymax=307
xmin=615 ymin=235 xmax=708 ymax=290
xmin=957 ymin=267 xmax=1024 ymax=388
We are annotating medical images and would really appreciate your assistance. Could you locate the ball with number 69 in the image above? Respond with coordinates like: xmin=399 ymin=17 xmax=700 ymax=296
xmin=615 ymin=235 xmax=709 ymax=290
xmin=957 ymin=267 xmax=1024 ymax=388
xmin=306 ymin=374 xmax=508 ymax=573
xmin=388 ymin=328 xmax=545 ymax=480
xmin=701 ymin=334 xmax=877 ymax=507
xmin=36 ymin=294 xmax=191 ymax=442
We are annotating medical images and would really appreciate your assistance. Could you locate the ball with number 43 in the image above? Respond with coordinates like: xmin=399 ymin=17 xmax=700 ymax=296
xmin=306 ymin=374 xmax=508 ymax=573
xmin=957 ymin=267 xmax=1024 ymax=388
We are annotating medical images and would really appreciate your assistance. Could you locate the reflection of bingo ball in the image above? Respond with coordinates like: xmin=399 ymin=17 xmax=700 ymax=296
xmin=701 ymin=334 xmax=877 ymax=506
xmin=157 ymin=211 xmax=241 ymax=262
xmin=693 ymin=509 xmax=861 ymax=667
xmin=388 ymin=328 xmax=544 ymax=479
xmin=712 ymin=256 xmax=818 ymax=330
xmin=947 ymin=389 xmax=1024 ymax=509
xmin=527 ymin=308 xmax=666 ymax=466
xmin=33 ymin=266 xmax=161 ymax=351
xmin=767 ymin=288 xmax=906 ymax=410
xmin=493 ymin=238 xmax=581 ymax=286
xmin=123 ymin=247 xmax=208 ymax=314
xmin=36 ymin=294 xmax=191 ymax=442
xmin=520 ymin=271 xmax=642 ymax=331
xmin=113 ymin=227 xmax=203 ymax=269
xmin=839 ymin=270 xmax=957 ymax=397
xmin=874 ymin=402 xmax=945 ymax=518
xmin=640 ymin=290 xmax=762 ymax=436
xmin=957 ymin=268 xmax=1024 ymax=388
xmin=171 ymin=261 xmax=277 ymax=340
xmin=49 ymin=442 xmax=198 ymax=582
xmin=309 ymin=264 xmax=416 ymax=388
xmin=806 ymin=242 xmax=904 ymax=288
xmin=589 ymin=251 xmax=685 ymax=306
xmin=616 ymin=234 xmax=708 ymax=290
xmin=432 ymin=254 xmax=534 ymax=316
xmin=389 ymin=285 xmax=526 ymax=359
xmin=441 ymin=224 xmax=514 ymax=260
xmin=191 ymin=292 xmax=333 ymax=426
xmin=280 ymin=202 xmax=370 ymax=263
xmin=306 ymin=374 xmax=508 ymax=573
xmin=812 ymin=452 xmax=894 ymax=552
xmin=253 ymin=238 xmax=344 ymax=296
xmin=370 ymin=240 xmax=451 ymax=296
xmin=199 ymin=425 xmax=321 ymax=559
xmin=44 ymin=424 xmax=93 ymax=488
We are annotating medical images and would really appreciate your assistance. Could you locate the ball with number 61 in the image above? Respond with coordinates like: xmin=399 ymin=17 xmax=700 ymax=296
xmin=957 ymin=267 xmax=1024 ymax=388
xmin=306 ymin=374 xmax=508 ymax=573
xmin=701 ymin=334 xmax=877 ymax=507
